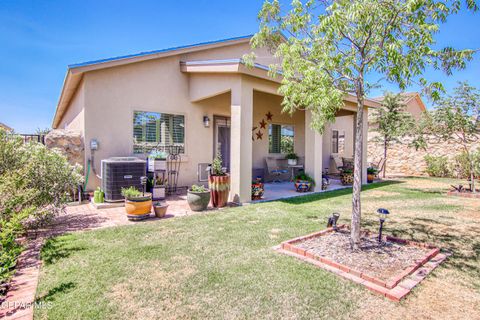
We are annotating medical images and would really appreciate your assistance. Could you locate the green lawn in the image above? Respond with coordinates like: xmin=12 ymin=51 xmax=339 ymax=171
xmin=35 ymin=178 xmax=480 ymax=319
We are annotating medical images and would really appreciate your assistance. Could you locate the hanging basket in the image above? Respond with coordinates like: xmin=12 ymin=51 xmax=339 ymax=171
xmin=208 ymin=174 xmax=230 ymax=208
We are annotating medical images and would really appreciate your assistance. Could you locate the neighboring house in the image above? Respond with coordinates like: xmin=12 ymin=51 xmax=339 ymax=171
xmin=52 ymin=35 xmax=379 ymax=203
xmin=372 ymin=92 xmax=427 ymax=121
xmin=0 ymin=122 xmax=13 ymax=132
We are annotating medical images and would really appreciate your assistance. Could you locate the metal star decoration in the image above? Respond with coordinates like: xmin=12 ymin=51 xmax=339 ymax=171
xmin=266 ymin=111 xmax=273 ymax=121
xmin=259 ymin=119 xmax=267 ymax=129
xmin=256 ymin=130 xmax=263 ymax=140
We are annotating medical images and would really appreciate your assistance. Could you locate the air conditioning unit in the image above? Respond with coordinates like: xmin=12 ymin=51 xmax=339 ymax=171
xmin=101 ymin=157 xmax=146 ymax=202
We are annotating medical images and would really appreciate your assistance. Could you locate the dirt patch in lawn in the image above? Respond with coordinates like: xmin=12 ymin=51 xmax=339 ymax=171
xmin=296 ymin=230 xmax=430 ymax=282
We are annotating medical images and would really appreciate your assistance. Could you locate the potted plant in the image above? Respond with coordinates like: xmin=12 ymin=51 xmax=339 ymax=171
xmin=340 ymin=169 xmax=354 ymax=185
xmin=187 ymin=184 xmax=211 ymax=211
xmin=367 ymin=167 xmax=378 ymax=183
xmin=148 ymin=150 xmax=168 ymax=172
xmin=151 ymin=174 xmax=167 ymax=200
xmin=251 ymin=178 xmax=264 ymax=200
xmin=286 ymin=153 xmax=298 ymax=165
xmin=294 ymin=172 xmax=315 ymax=192
xmin=152 ymin=201 xmax=168 ymax=218
xmin=121 ymin=186 xmax=152 ymax=220
xmin=208 ymin=152 xmax=230 ymax=207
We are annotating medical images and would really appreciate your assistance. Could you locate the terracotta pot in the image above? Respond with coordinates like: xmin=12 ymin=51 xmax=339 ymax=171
xmin=208 ymin=174 xmax=230 ymax=208
xmin=367 ymin=174 xmax=375 ymax=183
xmin=153 ymin=203 xmax=168 ymax=218
xmin=187 ymin=190 xmax=211 ymax=211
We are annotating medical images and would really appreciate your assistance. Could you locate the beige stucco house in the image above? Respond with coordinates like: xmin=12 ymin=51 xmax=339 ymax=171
xmin=372 ymin=92 xmax=426 ymax=121
xmin=52 ymin=35 xmax=379 ymax=203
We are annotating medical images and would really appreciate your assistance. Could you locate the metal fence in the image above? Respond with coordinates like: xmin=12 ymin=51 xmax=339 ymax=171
xmin=18 ymin=134 xmax=46 ymax=145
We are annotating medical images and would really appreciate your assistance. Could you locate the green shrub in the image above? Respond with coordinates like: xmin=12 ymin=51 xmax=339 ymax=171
xmin=294 ymin=172 xmax=315 ymax=185
xmin=0 ymin=129 xmax=82 ymax=288
xmin=453 ymin=150 xmax=480 ymax=179
xmin=211 ymin=152 xmax=225 ymax=176
xmin=424 ymin=155 xmax=451 ymax=177
xmin=190 ymin=185 xmax=208 ymax=192
xmin=121 ymin=186 xmax=142 ymax=199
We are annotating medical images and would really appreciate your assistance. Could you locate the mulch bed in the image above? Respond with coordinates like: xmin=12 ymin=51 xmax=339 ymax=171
xmin=447 ymin=190 xmax=480 ymax=199
xmin=295 ymin=230 xmax=430 ymax=282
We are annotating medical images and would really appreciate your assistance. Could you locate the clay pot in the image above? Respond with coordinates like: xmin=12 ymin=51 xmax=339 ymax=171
xmin=125 ymin=193 xmax=152 ymax=221
xmin=367 ymin=174 xmax=375 ymax=183
xmin=153 ymin=203 xmax=168 ymax=218
xmin=208 ymin=174 xmax=230 ymax=208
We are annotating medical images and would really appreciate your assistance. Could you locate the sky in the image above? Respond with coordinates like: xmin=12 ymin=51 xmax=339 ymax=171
xmin=0 ymin=0 xmax=479 ymax=133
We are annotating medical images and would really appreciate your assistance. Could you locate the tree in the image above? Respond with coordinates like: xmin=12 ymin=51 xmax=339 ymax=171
xmin=418 ymin=82 xmax=480 ymax=192
xmin=372 ymin=93 xmax=414 ymax=178
xmin=247 ymin=0 xmax=476 ymax=249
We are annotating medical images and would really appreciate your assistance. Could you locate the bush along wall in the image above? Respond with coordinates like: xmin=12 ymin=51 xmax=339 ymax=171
xmin=0 ymin=129 xmax=82 ymax=296
xmin=368 ymin=133 xmax=480 ymax=177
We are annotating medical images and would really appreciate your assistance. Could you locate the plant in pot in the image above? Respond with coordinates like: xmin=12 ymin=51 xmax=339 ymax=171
xmin=367 ymin=167 xmax=378 ymax=183
xmin=251 ymin=178 xmax=264 ymax=200
xmin=208 ymin=152 xmax=230 ymax=207
xmin=148 ymin=150 xmax=168 ymax=172
xmin=93 ymin=186 xmax=104 ymax=203
xmin=121 ymin=186 xmax=152 ymax=221
xmin=294 ymin=172 xmax=315 ymax=192
xmin=340 ymin=169 xmax=354 ymax=185
xmin=152 ymin=201 xmax=168 ymax=218
xmin=286 ymin=153 xmax=298 ymax=166
xmin=187 ymin=184 xmax=211 ymax=211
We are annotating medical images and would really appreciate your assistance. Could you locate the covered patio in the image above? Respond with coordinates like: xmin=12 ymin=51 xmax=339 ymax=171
xmin=182 ymin=58 xmax=380 ymax=203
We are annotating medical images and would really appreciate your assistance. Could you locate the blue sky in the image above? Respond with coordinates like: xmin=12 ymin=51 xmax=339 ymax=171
xmin=0 ymin=0 xmax=479 ymax=133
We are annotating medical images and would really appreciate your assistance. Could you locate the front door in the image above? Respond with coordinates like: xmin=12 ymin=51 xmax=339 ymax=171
xmin=214 ymin=116 xmax=231 ymax=172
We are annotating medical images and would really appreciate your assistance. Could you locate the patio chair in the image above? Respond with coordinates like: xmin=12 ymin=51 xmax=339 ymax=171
xmin=330 ymin=155 xmax=344 ymax=175
xmin=342 ymin=157 xmax=354 ymax=170
xmin=265 ymin=157 xmax=289 ymax=182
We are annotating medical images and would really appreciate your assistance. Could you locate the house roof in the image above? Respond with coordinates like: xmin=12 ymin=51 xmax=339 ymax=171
xmin=52 ymin=34 xmax=380 ymax=128
xmin=373 ymin=92 xmax=426 ymax=111
xmin=0 ymin=122 xmax=13 ymax=132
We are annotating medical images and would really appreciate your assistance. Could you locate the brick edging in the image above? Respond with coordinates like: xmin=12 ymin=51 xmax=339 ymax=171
xmin=447 ymin=191 xmax=480 ymax=199
xmin=278 ymin=227 xmax=445 ymax=301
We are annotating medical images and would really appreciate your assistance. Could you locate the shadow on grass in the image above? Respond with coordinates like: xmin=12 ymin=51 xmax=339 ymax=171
xmin=41 ymin=237 xmax=85 ymax=266
xmin=35 ymin=282 xmax=76 ymax=303
xmin=362 ymin=217 xmax=480 ymax=279
xmin=279 ymin=180 xmax=405 ymax=205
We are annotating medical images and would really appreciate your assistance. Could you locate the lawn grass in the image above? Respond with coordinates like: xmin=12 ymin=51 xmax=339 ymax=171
xmin=34 ymin=177 xmax=480 ymax=319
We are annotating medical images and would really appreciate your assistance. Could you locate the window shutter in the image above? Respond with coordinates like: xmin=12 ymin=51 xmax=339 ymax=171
xmin=269 ymin=124 xmax=281 ymax=153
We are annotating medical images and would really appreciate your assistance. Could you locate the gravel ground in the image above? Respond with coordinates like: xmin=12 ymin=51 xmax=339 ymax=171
xmin=296 ymin=230 xmax=430 ymax=281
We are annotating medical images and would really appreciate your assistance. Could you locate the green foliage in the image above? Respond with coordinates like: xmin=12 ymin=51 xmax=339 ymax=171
xmin=148 ymin=150 xmax=168 ymax=160
xmin=190 ymin=185 xmax=208 ymax=192
xmin=373 ymin=93 xmax=415 ymax=146
xmin=424 ymin=155 xmax=451 ymax=177
xmin=415 ymin=82 xmax=480 ymax=189
xmin=294 ymin=172 xmax=315 ymax=185
xmin=211 ymin=152 xmax=225 ymax=176
xmin=121 ymin=186 xmax=142 ymax=199
xmin=367 ymin=167 xmax=378 ymax=175
xmin=285 ymin=152 xmax=298 ymax=160
xmin=453 ymin=150 xmax=480 ymax=179
xmin=0 ymin=129 xmax=82 ymax=287
xmin=248 ymin=0 xmax=475 ymax=132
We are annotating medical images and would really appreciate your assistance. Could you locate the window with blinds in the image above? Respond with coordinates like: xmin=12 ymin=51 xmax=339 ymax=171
xmin=133 ymin=111 xmax=185 ymax=154
xmin=269 ymin=124 xmax=294 ymax=154
xmin=332 ymin=130 xmax=345 ymax=155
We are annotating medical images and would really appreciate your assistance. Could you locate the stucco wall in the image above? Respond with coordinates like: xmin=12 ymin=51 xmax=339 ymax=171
xmin=58 ymin=80 xmax=85 ymax=132
xmin=322 ymin=115 xmax=355 ymax=173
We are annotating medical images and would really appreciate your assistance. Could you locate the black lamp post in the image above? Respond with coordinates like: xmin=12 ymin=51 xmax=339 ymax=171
xmin=140 ymin=176 xmax=147 ymax=196
xmin=377 ymin=208 xmax=390 ymax=243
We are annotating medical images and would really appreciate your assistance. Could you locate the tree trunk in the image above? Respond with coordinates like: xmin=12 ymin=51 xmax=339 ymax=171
xmin=383 ymin=139 xmax=387 ymax=178
xmin=351 ymin=79 xmax=365 ymax=250
xmin=470 ymin=160 xmax=476 ymax=193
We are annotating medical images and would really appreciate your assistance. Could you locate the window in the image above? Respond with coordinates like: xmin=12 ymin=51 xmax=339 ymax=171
xmin=332 ymin=130 xmax=345 ymax=155
xmin=133 ymin=111 xmax=185 ymax=154
xmin=269 ymin=124 xmax=294 ymax=154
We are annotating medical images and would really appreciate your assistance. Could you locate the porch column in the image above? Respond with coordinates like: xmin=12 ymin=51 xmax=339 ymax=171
xmin=229 ymin=79 xmax=253 ymax=204
xmin=304 ymin=110 xmax=323 ymax=192
xmin=362 ymin=107 xmax=368 ymax=184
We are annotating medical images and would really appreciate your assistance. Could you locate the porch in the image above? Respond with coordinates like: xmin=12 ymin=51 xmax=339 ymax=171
xmin=183 ymin=59 xmax=376 ymax=203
